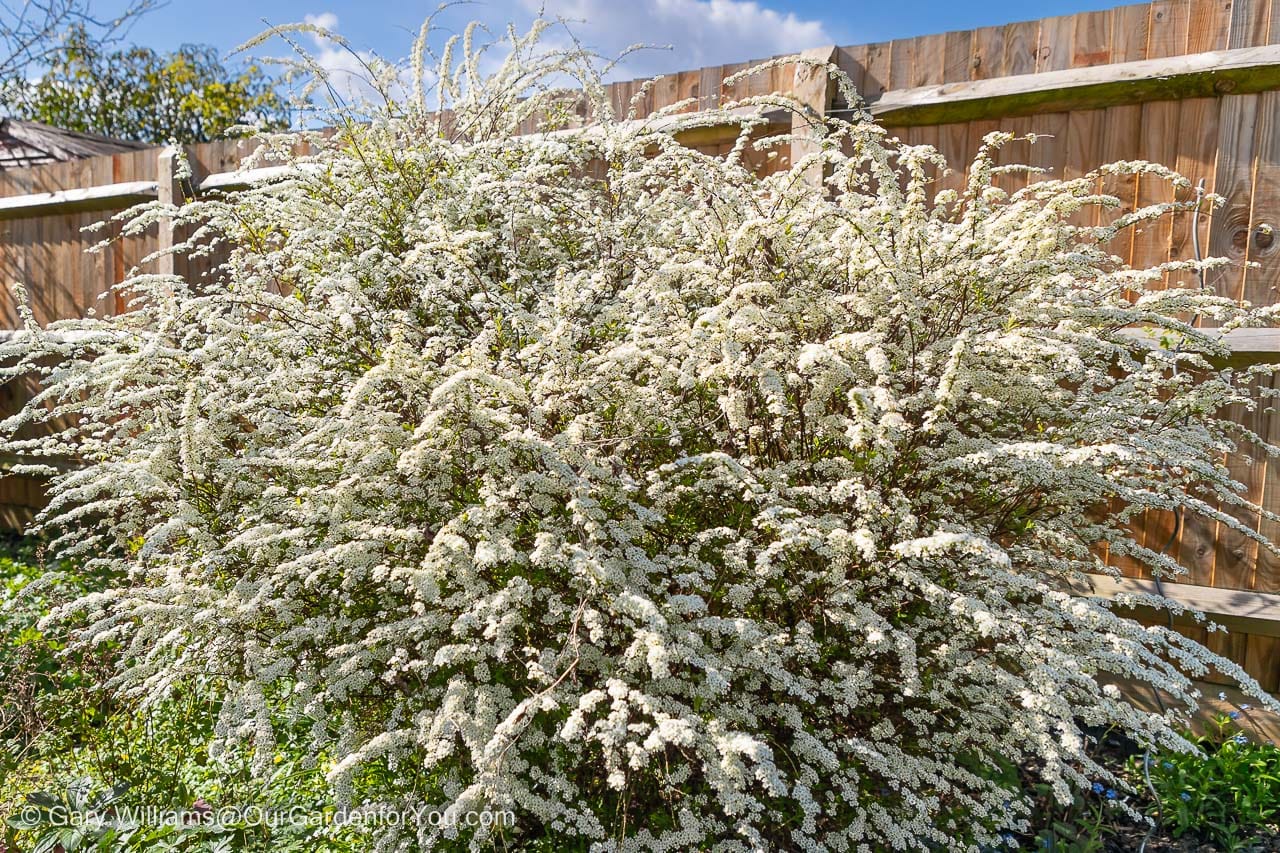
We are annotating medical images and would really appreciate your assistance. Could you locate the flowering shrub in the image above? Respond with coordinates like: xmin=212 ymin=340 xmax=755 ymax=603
xmin=4 ymin=21 xmax=1280 ymax=851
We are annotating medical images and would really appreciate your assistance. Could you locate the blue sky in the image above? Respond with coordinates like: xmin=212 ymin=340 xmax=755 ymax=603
xmin=120 ymin=0 xmax=1120 ymax=83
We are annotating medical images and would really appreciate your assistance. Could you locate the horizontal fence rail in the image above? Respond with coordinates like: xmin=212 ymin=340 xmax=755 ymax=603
xmin=864 ymin=43 xmax=1280 ymax=125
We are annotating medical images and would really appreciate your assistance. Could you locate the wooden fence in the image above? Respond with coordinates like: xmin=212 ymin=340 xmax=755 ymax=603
xmin=2 ymin=0 xmax=1280 ymax=704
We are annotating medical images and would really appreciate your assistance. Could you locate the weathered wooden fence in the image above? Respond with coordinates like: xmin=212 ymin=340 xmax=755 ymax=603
xmin=2 ymin=0 xmax=1280 ymax=705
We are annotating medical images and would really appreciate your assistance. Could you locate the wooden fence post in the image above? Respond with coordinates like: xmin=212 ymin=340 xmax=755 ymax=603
xmin=156 ymin=144 xmax=197 ymax=281
xmin=791 ymin=45 xmax=837 ymax=187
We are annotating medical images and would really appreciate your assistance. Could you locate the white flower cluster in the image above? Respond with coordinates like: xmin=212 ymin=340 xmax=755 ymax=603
xmin=5 ymin=21 xmax=1280 ymax=851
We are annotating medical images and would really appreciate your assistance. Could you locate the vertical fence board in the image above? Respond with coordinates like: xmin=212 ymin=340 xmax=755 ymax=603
xmin=1062 ymin=108 xmax=1103 ymax=229
xmin=943 ymin=30 xmax=972 ymax=83
xmin=970 ymin=25 xmax=1006 ymax=80
xmin=913 ymin=33 xmax=947 ymax=86
xmin=698 ymin=65 xmax=723 ymax=111
xmin=1187 ymin=0 xmax=1234 ymax=51
xmin=1208 ymin=95 xmax=1260 ymax=306
xmin=1029 ymin=112 xmax=1068 ymax=182
xmin=1148 ymin=0 xmax=1193 ymax=58
xmin=889 ymin=37 xmax=916 ymax=90
xmin=1072 ymin=9 xmax=1114 ymax=66
xmin=861 ymin=42 xmax=891 ymax=100
xmin=1003 ymin=20 xmax=1040 ymax=75
xmin=835 ymin=45 xmax=868 ymax=99
xmin=1132 ymin=100 xmax=1183 ymax=289
xmin=1112 ymin=3 xmax=1154 ymax=61
xmin=1168 ymin=99 xmax=1220 ymax=291
xmin=938 ymin=121 xmax=972 ymax=196
xmin=1037 ymin=14 xmax=1076 ymax=72
xmin=1243 ymin=92 xmax=1280 ymax=697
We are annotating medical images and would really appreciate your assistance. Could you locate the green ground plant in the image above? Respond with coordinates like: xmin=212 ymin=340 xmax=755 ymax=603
xmin=0 ymin=537 xmax=366 ymax=853
xmin=1134 ymin=713 xmax=1280 ymax=850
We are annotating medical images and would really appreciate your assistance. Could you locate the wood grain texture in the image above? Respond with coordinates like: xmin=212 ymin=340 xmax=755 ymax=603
xmin=866 ymin=43 xmax=1280 ymax=127
xmin=1211 ymin=386 xmax=1267 ymax=593
xmin=1112 ymin=3 xmax=1154 ymax=62
xmin=1028 ymin=112 xmax=1069 ymax=183
xmin=913 ymin=33 xmax=947 ymax=87
xmin=1244 ymin=90 xmax=1280 ymax=309
xmin=1072 ymin=10 xmax=1114 ymax=66
xmin=745 ymin=57 xmax=774 ymax=99
xmin=1085 ymin=572 xmax=1280 ymax=636
xmin=1194 ymin=0 xmax=1274 ymax=651
xmin=1004 ymin=20 xmax=1041 ymax=75
xmin=791 ymin=47 xmax=838 ymax=188
xmin=1245 ymin=634 xmax=1279 ymax=691
xmin=938 ymin=121 xmax=972 ymax=196
xmin=943 ymin=30 xmax=972 ymax=83
xmin=970 ymin=25 xmax=1006 ymax=80
xmin=1229 ymin=0 xmax=1273 ymax=46
xmin=890 ymin=37 xmax=917 ymax=90
xmin=1037 ymin=14 xmax=1076 ymax=72
xmin=720 ymin=62 xmax=748 ymax=108
xmin=698 ymin=65 xmax=724 ymax=111
xmin=1148 ymin=0 xmax=1192 ymax=58
xmin=984 ymin=115 xmax=1029 ymax=196
xmin=1131 ymin=99 xmax=1182 ymax=286
xmin=1271 ymin=0 xmax=1280 ymax=42
xmin=861 ymin=42 xmax=891 ymax=100
xmin=1062 ymin=108 xmax=1103 ymax=228
xmin=1168 ymin=98 xmax=1220 ymax=292
xmin=1096 ymin=103 xmax=1142 ymax=249
xmin=835 ymin=45 xmax=868 ymax=101
xmin=1187 ymin=0 xmax=1234 ymax=51
xmin=1252 ymin=99 xmax=1280 ymax=597
xmin=676 ymin=69 xmax=700 ymax=112
xmin=1248 ymin=365 xmax=1280 ymax=688
xmin=1209 ymin=94 xmax=1261 ymax=308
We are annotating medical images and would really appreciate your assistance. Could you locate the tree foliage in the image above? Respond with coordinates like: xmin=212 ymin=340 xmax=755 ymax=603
xmin=0 ymin=0 xmax=156 ymax=82
xmin=3 ymin=20 xmax=1280 ymax=852
xmin=4 ymin=24 xmax=288 ymax=143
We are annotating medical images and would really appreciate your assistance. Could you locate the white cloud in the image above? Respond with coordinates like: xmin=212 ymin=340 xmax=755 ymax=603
xmin=304 ymin=11 xmax=339 ymax=32
xmin=301 ymin=12 xmax=407 ymax=104
xmin=291 ymin=1 xmax=828 ymax=106
xmin=511 ymin=0 xmax=830 ymax=79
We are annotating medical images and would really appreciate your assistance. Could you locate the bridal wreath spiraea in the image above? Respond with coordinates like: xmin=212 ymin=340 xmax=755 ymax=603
xmin=5 ymin=21 xmax=1280 ymax=852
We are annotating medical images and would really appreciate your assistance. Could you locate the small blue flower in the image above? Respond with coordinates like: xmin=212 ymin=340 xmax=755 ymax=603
xmin=1180 ymin=792 xmax=1191 ymax=802
xmin=1241 ymin=703 xmax=1252 ymax=711
xmin=1161 ymin=761 xmax=1174 ymax=770
xmin=1234 ymin=734 xmax=1249 ymax=745
xmin=1105 ymin=789 xmax=1118 ymax=800
xmin=1091 ymin=782 xmax=1104 ymax=794
xmin=1229 ymin=711 xmax=1241 ymax=720
xmin=1218 ymin=691 xmax=1228 ymax=701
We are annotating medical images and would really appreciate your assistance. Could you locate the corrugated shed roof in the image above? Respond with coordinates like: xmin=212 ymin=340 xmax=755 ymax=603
xmin=0 ymin=119 xmax=148 ymax=170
